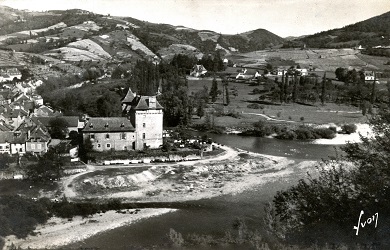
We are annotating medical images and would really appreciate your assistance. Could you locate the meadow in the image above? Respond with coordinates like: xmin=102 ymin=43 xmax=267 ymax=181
xmin=188 ymin=77 xmax=368 ymax=129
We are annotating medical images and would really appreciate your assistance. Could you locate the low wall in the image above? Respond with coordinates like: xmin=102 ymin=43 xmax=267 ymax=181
xmin=101 ymin=154 xmax=201 ymax=165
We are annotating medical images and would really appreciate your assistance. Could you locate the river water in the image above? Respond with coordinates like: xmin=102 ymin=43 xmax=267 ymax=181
xmin=68 ymin=134 xmax=341 ymax=249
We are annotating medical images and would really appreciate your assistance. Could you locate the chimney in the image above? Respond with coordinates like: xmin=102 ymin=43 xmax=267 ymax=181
xmin=148 ymin=97 xmax=156 ymax=108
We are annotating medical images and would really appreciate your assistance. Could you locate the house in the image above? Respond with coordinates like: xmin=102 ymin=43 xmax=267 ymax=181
xmin=82 ymin=117 xmax=137 ymax=151
xmin=0 ymin=123 xmax=14 ymax=154
xmin=276 ymin=68 xmax=288 ymax=76
xmin=9 ymin=131 xmax=26 ymax=154
xmin=82 ymin=89 xmax=164 ymax=152
xmin=34 ymin=116 xmax=84 ymax=135
xmin=17 ymin=118 xmax=51 ymax=154
xmin=1 ymin=108 xmax=29 ymax=128
xmin=190 ymin=65 xmax=208 ymax=77
xmin=236 ymin=68 xmax=261 ymax=80
xmin=34 ymin=105 xmax=55 ymax=117
xmin=0 ymin=68 xmax=22 ymax=82
xmin=364 ymin=71 xmax=375 ymax=82
xmin=296 ymin=68 xmax=308 ymax=76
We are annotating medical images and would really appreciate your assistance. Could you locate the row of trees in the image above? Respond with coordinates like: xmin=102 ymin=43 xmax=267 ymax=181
xmin=261 ymin=70 xmax=388 ymax=112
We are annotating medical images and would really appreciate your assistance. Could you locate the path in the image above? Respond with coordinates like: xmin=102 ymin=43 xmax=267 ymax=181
xmin=242 ymin=111 xmax=297 ymax=123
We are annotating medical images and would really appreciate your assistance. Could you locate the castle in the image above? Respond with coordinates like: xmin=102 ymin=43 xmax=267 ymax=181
xmin=81 ymin=89 xmax=163 ymax=151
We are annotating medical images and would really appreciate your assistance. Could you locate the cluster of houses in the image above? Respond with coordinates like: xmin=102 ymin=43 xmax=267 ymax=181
xmin=0 ymin=67 xmax=22 ymax=83
xmin=0 ymin=82 xmax=164 ymax=156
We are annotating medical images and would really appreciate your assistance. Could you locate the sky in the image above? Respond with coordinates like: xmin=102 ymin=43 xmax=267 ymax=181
xmin=1 ymin=0 xmax=390 ymax=37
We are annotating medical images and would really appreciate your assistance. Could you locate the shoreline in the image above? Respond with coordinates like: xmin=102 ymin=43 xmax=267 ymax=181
xmin=225 ymin=123 xmax=372 ymax=145
xmin=3 ymin=208 xmax=176 ymax=250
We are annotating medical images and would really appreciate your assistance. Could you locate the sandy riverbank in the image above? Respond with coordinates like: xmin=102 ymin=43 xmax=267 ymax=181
xmin=313 ymin=123 xmax=373 ymax=145
xmin=3 ymin=208 xmax=176 ymax=250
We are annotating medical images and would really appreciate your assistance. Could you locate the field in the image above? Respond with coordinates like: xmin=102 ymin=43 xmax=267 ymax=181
xmin=229 ymin=48 xmax=390 ymax=72
xmin=188 ymin=77 xmax=368 ymax=128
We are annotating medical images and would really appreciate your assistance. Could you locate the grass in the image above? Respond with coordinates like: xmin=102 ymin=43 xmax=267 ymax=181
xmin=188 ymin=77 xmax=368 ymax=128
xmin=0 ymin=179 xmax=59 ymax=197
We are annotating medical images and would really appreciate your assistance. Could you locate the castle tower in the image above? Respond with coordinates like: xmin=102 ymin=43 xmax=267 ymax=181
xmin=121 ymin=88 xmax=163 ymax=150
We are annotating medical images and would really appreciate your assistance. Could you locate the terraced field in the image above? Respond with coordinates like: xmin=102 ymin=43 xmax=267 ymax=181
xmin=232 ymin=48 xmax=388 ymax=71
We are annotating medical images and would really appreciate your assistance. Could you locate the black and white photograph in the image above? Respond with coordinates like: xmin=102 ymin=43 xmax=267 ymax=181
xmin=0 ymin=0 xmax=389 ymax=249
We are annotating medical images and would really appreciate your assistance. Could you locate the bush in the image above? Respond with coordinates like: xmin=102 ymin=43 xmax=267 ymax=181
xmin=275 ymin=130 xmax=297 ymax=140
xmin=295 ymin=126 xmax=315 ymax=140
xmin=313 ymin=128 xmax=336 ymax=139
xmin=329 ymin=126 xmax=337 ymax=133
xmin=341 ymin=124 xmax=357 ymax=134
xmin=247 ymin=103 xmax=264 ymax=109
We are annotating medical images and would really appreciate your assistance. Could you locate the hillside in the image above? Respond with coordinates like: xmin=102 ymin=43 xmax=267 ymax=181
xmin=0 ymin=5 xmax=286 ymax=68
xmin=291 ymin=11 xmax=390 ymax=49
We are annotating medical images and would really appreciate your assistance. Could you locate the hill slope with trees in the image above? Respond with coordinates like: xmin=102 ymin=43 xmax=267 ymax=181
xmin=287 ymin=11 xmax=390 ymax=49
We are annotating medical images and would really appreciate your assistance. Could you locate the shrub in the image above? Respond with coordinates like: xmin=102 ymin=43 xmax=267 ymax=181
xmin=295 ymin=126 xmax=315 ymax=140
xmin=313 ymin=128 xmax=336 ymax=139
xmin=341 ymin=124 xmax=357 ymax=134
xmin=275 ymin=130 xmax=297 ymax=140
xmin=328 ymin=126 xmax=337 ymax=133
xmin=247 ymin=103 xmax=263 ymax=109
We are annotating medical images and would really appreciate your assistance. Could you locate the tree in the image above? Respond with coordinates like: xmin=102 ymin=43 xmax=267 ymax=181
xmin=48 ymin=117 xmax=69 ymax=139
xmin=320 ymin=73 xmax=326 ymax=105
xmin=209 ymin=77 xmax=218 ymax=103
xmin=96 ymin=91 xmax=121 ymax=117
xmin=222 ymin=77 xmax=230 ymax=106
xmin=196 ymin=100 xmax=205 ymax=118
xmin=335 ymin=67 xmax=348 ymax=82
xmin=370 ymin=74 xmax=376 ymax=104
xmin=25 ymin=147 xmax=66 ymax=182
xmin=269 ymin=107 xmax=390 ymax=246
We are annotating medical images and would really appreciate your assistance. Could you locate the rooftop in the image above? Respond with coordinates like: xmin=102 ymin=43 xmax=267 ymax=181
xmin=82 ymin=117 xmax=135 ymax=132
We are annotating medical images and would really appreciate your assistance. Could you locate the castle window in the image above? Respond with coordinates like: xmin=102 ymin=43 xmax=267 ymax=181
xmin=121 ymin=133 xmax=126 ymax=140
xmin=120 ymin=123 xmax=124 ymax=128
xmin=104 ymin=123 xmax=109 ymax=128
xmin=142 ymin=133 xmax=145 ymax=139
xmin=37 ymin=144 xmax=41 ymax=150
xmin=143 ymin=123 xmax=146 ymax=128
xmin=106 ymin=143 xmax=111 ymax=148
xmin=97 ymin=144 xmax=101 ymax=148
xmin=31 ymin=144 xmax=35 ymax=150
xmin=105 ymin=134 xmax=110 ymax=139
xmin=90 ymin=134 xmax=95 ymax=140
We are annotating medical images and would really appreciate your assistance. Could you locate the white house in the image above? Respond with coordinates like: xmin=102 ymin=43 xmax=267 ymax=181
xmin=364 ymin=71 xmax=375 ymax=81
xmin=296 ymin=68 xmax=308 ymax=76
xmin=190 ymin=65 xmax=208 ymax=77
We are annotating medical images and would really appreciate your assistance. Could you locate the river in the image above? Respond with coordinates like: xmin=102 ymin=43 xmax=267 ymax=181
xmin=67 ymin=134 xmax=342 ymax=249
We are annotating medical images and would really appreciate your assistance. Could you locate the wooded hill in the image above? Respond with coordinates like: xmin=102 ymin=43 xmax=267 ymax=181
xmin=286 ymin=11 xmax=390 ymax=49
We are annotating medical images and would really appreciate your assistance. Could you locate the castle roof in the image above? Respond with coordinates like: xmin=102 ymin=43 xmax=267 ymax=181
xmin=121 ymin=88 xmax=163 ymax=112
xmin=121 ymin=88 xmax=136 ymax=103
xmin=82 ymin=117 xmax=135 ymax=132
xmin=132 ymin=96 xmax=163 ymax=110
